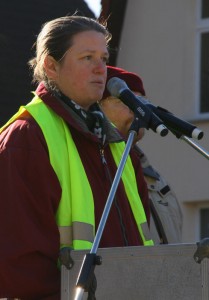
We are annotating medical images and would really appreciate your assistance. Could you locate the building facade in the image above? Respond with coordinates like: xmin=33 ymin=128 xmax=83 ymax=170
xmin=117 ymin=0 xmax=209 ymax=243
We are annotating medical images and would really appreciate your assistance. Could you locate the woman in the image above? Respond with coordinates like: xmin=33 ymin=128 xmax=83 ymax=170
xmin=0 ymin=16 xmax=152 ymax=299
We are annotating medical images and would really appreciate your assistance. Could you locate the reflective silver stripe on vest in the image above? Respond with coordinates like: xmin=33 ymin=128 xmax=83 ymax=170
xmin=58 ymin=222 xmax=94 ymax=245
xmin=141 ymin=222 xmax=152 ymax=241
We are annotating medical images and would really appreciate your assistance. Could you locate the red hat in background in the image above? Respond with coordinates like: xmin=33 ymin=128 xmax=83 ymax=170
xmin=103 ymin=65 xmax=146 ymax=99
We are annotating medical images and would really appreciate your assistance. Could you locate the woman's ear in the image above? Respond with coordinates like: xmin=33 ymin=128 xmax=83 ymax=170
xmin=44 ymin=55 xmax=59 ymax=80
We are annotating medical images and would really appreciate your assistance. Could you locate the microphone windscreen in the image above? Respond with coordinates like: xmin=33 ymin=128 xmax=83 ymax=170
xmin=107 ymin=77 xmax=128 ymax=97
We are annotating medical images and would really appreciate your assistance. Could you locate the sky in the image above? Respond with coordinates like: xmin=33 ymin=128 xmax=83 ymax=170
xmin=84 ymin=0 xmax=102 ymax=17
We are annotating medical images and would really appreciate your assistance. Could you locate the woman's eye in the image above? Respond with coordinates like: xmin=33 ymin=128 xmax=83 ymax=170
xmin=81 ymin=55 xmax=109 ymax=64
xmin=102 ymin=56 xmax=109 ymax=64
xmin=85 ymin=55 xmax=92 ymax=60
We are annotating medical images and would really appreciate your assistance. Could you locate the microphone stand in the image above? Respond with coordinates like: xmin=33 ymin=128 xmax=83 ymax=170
xmin=180 ymin=135 xmax=209 ymax=160
xmin=74 ymin=117 xmax=141 ymax=300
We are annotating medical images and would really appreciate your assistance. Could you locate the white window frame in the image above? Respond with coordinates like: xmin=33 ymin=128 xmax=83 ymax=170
xmin=195 ymin=0 xmax=209 ymax=119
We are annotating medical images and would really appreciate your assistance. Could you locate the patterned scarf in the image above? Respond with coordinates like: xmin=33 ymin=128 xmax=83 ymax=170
xmin=55 ymin=91 xmax=106 ymax=145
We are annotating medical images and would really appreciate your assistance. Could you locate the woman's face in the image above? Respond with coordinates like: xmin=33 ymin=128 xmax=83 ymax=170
xmin=46 ymin=30 xmax=109 ymax=110
xmin=100 ymin=92 xmax=145 ymax=141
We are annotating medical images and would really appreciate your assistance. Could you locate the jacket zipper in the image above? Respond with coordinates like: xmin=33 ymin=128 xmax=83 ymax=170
xmin=99 ymin=146 xmax=129 ymax=246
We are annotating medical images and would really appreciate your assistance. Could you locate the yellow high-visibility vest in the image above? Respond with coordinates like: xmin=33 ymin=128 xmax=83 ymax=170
xmin=1 ymin=94 xmax=153 ymax=249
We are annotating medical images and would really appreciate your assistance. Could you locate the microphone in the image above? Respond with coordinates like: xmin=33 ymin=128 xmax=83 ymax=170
xmin=144 ymin=101 xmax=203 ymax=140
xmin=107 ymin=77 xmax=204 ymax=140
xmin=140 ymin=96 xmax=204 ymax=140
xmin=107 ymin=77 xmax=169 ymax=137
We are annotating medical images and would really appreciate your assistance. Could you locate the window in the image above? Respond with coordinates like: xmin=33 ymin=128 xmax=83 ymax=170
xmin=197 ymin=0 xmax=209 ymax=115
xmin=201 ymin=0 xmax=209 ymax=19
xmin=200 ymin=208 xmax=209 ymax=238
xmin=200 ymin=32 xmax=209 ymax=112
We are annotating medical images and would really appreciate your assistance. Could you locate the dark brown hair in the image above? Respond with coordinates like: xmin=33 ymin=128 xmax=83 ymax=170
xmin=29 ymin=15 xmax=111 ymax=83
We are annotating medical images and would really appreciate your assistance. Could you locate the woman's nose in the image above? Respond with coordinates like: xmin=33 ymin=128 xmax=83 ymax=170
xmin=93 ymin=58 xmax=106 ymax=74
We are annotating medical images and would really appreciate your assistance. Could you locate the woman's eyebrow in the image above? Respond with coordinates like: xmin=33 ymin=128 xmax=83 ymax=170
xmin=78 ymin=49 xmax=109 ymax=56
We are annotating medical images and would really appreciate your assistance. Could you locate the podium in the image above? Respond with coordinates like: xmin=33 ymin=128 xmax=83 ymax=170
xmin=61 ymin=243 xmax=209 ymax=300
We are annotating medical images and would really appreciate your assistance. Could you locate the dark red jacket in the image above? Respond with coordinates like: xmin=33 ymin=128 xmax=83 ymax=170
xmin=0 ymin=83 xmax=150 ymax=299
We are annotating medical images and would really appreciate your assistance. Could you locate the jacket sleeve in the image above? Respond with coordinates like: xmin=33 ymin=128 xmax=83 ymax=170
xmin=0 ymin=116 xmax=61 ymax=299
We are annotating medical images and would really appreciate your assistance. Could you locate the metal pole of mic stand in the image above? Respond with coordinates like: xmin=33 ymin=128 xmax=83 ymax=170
xmin=168 ymin=127 xmax=209 ymax=160
xmin=180 ymin=135 xmax=209 ymax=160
xmin=74 ymin=127 xmax=138 ymax=300
xmin=91 ymin=129 xmax=136 ymax=253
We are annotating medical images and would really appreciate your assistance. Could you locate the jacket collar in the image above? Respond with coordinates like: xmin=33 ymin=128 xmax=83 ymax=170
xmin=35 ymin=82 xmax=123 ymax=144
